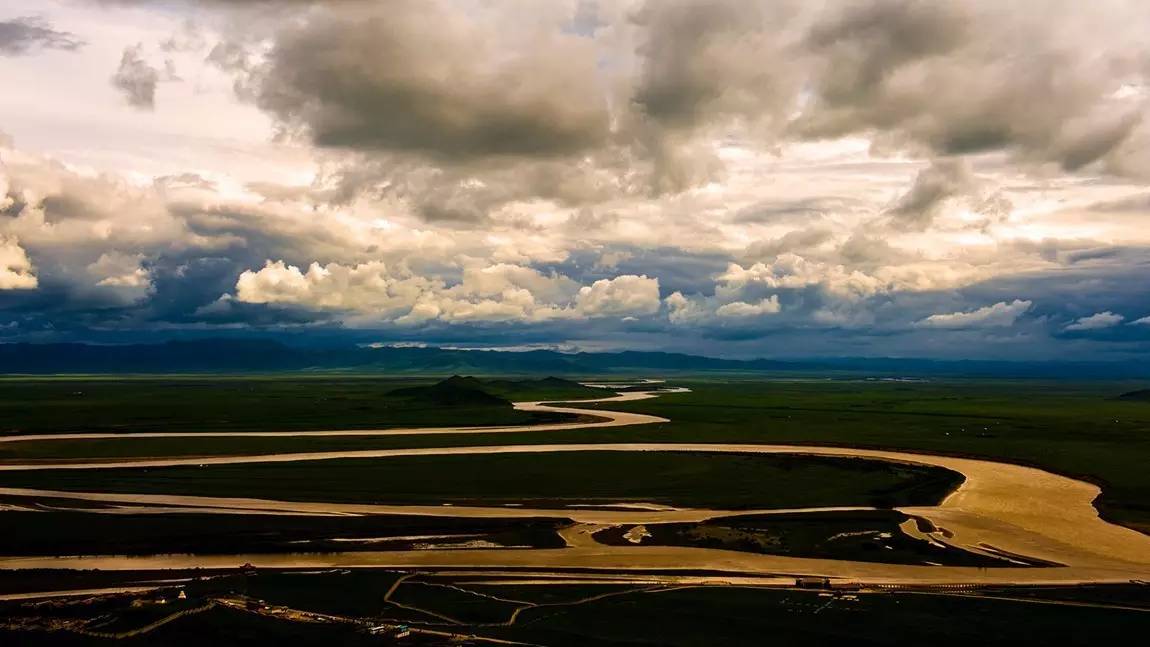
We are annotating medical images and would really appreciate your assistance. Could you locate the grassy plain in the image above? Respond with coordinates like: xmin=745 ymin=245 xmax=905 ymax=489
xmin=0 ymin=376 xmax=594 ymax=436
xmin=0 ymin=451 xmax=959 ymax=510
xmin=575 ymin=379 xmax=1150 ymax=532
xmin=1 ymin=376 xmax=1147 ymax=530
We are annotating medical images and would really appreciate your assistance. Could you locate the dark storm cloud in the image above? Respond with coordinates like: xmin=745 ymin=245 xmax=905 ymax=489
xmin=626 ymin=0 xmax=1150 ymax=177
xmin=624 ymin=0 xmax=802 ymax=193
xmin=744 ymin=227 xmax=835 ymax=261
xmin=252 ymin=1 xmax=610 ymax=160
xmin=111 ymin=45 xmax=159 ymax=109
xmin=9 ymin=0 xmax=1148 ymax=360
xmin=157 ymin=0 xmax=1150 ymax=224
xmin=104 ymin=0 xmax=1150 ymax=188
xmin=732 ymin=197 xmax=868 ymax=224
xmin=670 ymin=254 xmax=1150 ymax=358
xmin=0 ymin=16 xmax=84 ymax=56
xmin=308 ymin=146 xmax=649 ymax=224
xmin=800 ymin=0 xmax=969 ymax=118
xmin=631 ymin=0 xmax=772 ymax=129
xmin=793 ymin=0 xmax=1150 ymax=173
xmin=837 ymin=233 xmax=915 ymax=267
xmin=0 ymin=148 xmax=343 ymax=335
xmin=886 ymin=158 xmax=975 ymax=229
xmin=548 ymin=246 xmax=732 ymax=298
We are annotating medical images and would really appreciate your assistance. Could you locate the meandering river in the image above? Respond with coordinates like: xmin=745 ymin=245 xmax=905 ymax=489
xmin=1 ymin=388 xmax=1148 ymax=586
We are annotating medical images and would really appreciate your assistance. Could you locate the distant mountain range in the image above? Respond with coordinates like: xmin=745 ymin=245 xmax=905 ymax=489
xmin=0 ymin=339 xmax=1148 ymax=378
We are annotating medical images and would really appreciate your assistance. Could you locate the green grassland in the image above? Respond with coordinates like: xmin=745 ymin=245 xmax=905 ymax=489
xmin=0 ymin=451 xmax=960 ymax=510
xmin=569 ymin=379 xmax=1150 ymax=532
xmin=0 ymin=376 xmax=598 ymax=436
xmin=1 ymin=376 xmax=1148 ymax=531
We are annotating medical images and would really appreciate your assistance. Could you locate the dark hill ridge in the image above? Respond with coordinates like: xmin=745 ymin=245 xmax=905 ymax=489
xmin=538 ymin=376 xmax=582 ymax=387
xmin=388 ymin=376 xmax=509 ymax=407
xmin=484 ymin=376 xmax=606 ymax=400
xmin=388 ymin=376 xmax=606 ymax=406
xmin=1117 ymin=389 xmax=1150 ymax=401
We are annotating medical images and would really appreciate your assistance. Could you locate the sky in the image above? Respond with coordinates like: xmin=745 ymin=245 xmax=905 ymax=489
xmin=1 ymin=0 xmax=1150 ymax=360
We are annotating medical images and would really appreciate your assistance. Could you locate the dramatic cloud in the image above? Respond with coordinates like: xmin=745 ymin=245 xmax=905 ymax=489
xmin=717 ymin=256 xmax=895 ymax=302
xmin=0 ymin=16 xmax=83 ymax=55
xmin=622 ymin=0 xmax=1150 ymax=180
xmin=161 ymin=0 xmax=1150 ymax=219
xmin=792 ymin=1 xmax=1150 ymax=174
xmin=1065 ymin=311 xmax=1125 ymax=332
xmin=232 ymin=260 xmax=659 ymax=324
xmin=916 ymin=300 xmax=1032 ymax=329
xmin=154 ymin=0 xmax=1150 ymax=180
xmin=234 ymin=260 xmax=433 ymax=318
xmin=86 ymin=251 xmax=153 ymax=302
xmin=886 ymin=158 xmax=976 ymax=229
xmin=0 ymin=0 xmax=1149 ymax=359
xmin=252 ymin=1 xmax=610 ymax=159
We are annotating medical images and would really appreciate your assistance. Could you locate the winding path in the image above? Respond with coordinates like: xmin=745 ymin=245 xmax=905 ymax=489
xmin=1 ymin=388 xmax=1149 ymax=586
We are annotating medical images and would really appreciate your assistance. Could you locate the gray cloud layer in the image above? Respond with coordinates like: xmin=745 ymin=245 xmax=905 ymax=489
xmin=111 ymin=44 xmax=160 ymax=109
xmin=183 ymin=0 xmax=1150 ymax=220
xmin=0 ymin=16 xmax=84 ymax=55
xmin=4 ymin=0 xmax=1150 ymax=359
xmin=254 ymin=1 xmax=611 ymax=159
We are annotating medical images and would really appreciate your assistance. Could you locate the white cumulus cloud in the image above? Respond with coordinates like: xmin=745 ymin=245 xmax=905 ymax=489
xmin=575 ymin=275 xmax=661 ymax=318
xmin=917 ymin=300 xmax=1032 ymax=329
xmin=234 ymin=260 xmax=661 ymax=324
xmin=0 ymin=236 xmax=37 ymax=290
xmin=1065 ymin=311 xmax=1125 ymax=331
xmin=716 ymin=296 xmax=781 ymax=318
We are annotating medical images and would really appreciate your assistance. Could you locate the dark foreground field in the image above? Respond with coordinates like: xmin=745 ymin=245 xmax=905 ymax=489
xmin=590 ymin=509 xmax=1017 ymax=566
xmin=2 ymin=570 xmax=1149 ymax=646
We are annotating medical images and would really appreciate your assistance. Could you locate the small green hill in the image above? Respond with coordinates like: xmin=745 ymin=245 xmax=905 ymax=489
xmin=388 ymin=376 xmax=511 ymax=407
xmin=1116 ymin=389 xmax=1150 ymax=402
xmin=388 ymin=376 xmax=607 ymax=405
xmin=483 ymin=376 xmax=607 ymax=401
